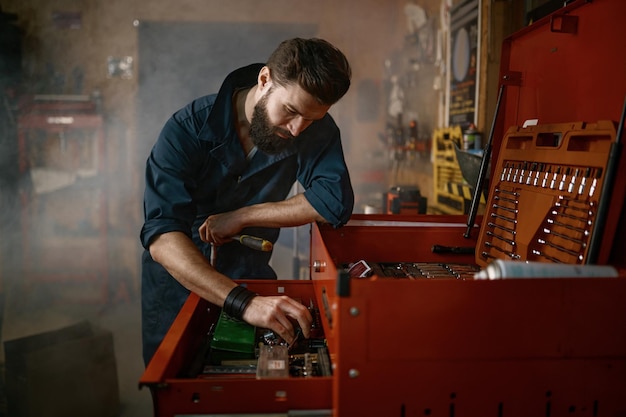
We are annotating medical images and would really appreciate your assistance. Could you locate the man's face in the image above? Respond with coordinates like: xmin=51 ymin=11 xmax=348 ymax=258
xmin=249 ymin=89 xmax=293 ymax=154
xmin=249 ymin=83 xmax=330 ymax=155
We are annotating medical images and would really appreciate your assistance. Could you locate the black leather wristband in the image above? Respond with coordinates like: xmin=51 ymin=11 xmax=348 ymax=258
xmin=223 ymin=285 xmax=257 ymax=320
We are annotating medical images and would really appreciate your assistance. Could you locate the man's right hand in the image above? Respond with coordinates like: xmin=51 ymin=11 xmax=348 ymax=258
xmin=241 ymin=294 xmax=313 ymax=346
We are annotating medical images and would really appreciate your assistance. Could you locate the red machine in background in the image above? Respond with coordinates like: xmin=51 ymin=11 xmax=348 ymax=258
xmin=140 ymin=1 xmax=626 ymax=415
xmin=17 ymin=94 xmax=111 ymax=304
xmin=384 ymin=184 xmax=427 ymax=215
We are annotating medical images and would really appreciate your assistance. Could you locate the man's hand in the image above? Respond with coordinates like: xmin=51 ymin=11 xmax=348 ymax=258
xmin=199 ymin=211 xmax=242 ymax=245
xmin=242 ymin=295 xmax=313 ymax=345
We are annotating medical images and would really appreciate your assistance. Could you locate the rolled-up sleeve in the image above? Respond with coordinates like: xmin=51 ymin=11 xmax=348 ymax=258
xmin=298 ymin=116 xmax=354 ymax=228
xmin=140 ymin=118 xmax=201 ymax=249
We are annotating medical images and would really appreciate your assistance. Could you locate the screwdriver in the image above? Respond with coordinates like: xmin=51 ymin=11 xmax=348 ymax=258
xmin=232 ymin=234 xmax=273 ymax=252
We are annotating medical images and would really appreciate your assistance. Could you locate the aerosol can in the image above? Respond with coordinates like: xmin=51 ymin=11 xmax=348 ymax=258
xmin=462 ymin=123 xmax=481 ymax=151
xmin=474 ymin=259 xmax=618 ymax=280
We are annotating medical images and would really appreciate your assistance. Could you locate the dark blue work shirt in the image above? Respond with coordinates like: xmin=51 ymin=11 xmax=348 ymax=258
xmin=140 ymin=64 xmax=354 ymax=364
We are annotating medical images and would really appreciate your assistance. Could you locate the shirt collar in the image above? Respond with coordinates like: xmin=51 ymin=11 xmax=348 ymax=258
xmin=205 ymin=63 xmax=299 ymax=178
xmin=207 ymin=63 xmax=264 ymax=137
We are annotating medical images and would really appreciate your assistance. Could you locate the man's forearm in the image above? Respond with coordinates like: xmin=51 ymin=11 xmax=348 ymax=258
xmin=148 ymin=231 xmax=236 ymax=306
xmin=198 ymin=193 xmax=326 ymax=248
xmin=237 ymin=193 xmax=326 ymax=229
xmin=148 ymin=229 xmax=314 ymax=346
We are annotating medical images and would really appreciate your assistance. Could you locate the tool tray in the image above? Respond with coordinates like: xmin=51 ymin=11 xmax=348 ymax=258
xmin=477 ymin=120 xmax=618 ymax=267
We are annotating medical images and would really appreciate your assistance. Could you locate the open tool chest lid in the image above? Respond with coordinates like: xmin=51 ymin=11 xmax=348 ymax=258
xmin=477 ymin=0 xmax=626 ymax=268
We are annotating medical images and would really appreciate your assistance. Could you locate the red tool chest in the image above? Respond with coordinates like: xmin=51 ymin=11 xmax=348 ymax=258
xmin=140 ymin=0 xmax=626 ymax=415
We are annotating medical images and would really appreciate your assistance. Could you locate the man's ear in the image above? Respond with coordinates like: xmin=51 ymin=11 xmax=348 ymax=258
xmin=258 ymin=66 xmax=272 ymax=92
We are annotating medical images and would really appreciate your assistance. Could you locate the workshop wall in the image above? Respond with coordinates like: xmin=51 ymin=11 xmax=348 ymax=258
xmin=1 ymin=0 xmax=445 ymax=288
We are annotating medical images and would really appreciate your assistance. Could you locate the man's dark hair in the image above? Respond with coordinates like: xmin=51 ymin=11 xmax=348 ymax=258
xmin=266 ymin=38 xmax=352 ymax=106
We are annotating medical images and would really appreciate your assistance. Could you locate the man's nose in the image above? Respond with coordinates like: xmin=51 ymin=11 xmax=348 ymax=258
xmin=287 ymin=116 xmax=310 ymax=137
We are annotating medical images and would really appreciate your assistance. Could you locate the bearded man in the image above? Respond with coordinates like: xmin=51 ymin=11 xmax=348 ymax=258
xmin=140 ymin=38 xmax=354 ymax=365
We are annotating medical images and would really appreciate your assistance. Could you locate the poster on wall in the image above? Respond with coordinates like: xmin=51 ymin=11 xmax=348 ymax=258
xmin=447 ymin=0 xmax=480 ymax=128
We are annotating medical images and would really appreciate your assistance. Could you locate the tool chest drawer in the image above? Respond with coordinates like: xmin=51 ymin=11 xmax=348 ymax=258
xmin=139 ymin=280 xmax=332 ymax=416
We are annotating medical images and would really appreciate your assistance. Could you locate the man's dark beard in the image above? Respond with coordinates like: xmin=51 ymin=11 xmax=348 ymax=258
xmin=249 ymin=93 xmax=295 ymax=154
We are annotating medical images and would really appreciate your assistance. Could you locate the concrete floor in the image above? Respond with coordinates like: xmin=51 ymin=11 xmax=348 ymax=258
xmin=1 ymin=281 xmax=154 ymax=417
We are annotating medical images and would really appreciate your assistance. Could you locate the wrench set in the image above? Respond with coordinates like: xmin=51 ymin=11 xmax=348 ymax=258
xmin=477 ymin=120 xmax=618 ymax=265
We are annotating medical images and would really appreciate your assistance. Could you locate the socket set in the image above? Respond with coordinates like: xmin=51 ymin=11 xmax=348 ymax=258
xmin=477 ymin=120 xmax=618 ymax=265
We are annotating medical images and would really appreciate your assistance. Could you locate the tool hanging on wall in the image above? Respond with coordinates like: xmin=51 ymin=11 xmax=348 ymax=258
xmin=586 ymin=94 xmax=626 ymax=264
xmin=464 ymin=83 xmax=505 ymax=238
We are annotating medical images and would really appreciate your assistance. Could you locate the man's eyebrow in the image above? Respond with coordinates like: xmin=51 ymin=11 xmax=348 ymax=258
xmin=285 ymin=104 xmax=299 ymax=114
